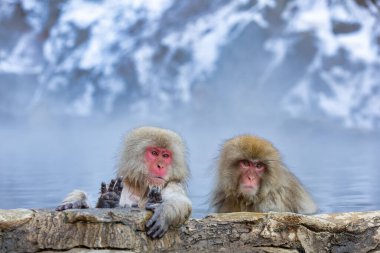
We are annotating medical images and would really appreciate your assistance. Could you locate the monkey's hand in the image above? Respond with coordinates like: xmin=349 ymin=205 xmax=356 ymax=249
xmin=96 ymin=177 xmax=123 ymax=208
xmin=147 ymin=186 xmax=163 ymax=204
xmin=56 ymin=190 xmax=90 ymax=211
xmin=145 ymin=203 xmax=169 ymax=239
xmin=56 ymin=199 xmax=89 ymax=211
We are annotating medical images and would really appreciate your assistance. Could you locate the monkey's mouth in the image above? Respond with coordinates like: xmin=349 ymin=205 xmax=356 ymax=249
xmin=148 ymin=176 xmax=166 ymax=186
xmin=240 ymin=185 xmax=258 ymax=196
xmin=240 ymin=184 xmax=258 ymax=193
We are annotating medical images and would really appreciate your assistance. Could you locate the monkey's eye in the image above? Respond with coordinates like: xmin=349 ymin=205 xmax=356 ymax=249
xmin=151 ymin=150 xmax=159 ymax=156
xmin=162 ymin=153 xmax=170 ymax=158
xmin=254 ymin=162 xmax=265 ymax=170
xmin=241 ymin=160 xmax=251 ymax=167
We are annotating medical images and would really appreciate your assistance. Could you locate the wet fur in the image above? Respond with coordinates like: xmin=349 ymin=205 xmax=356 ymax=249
xmin=212 ymin=135 xmax=317 ymax=214
xmin=57 ymin=126 xmax=191 ymax=231
xmin=118 ymin=126 xmax=188 ymax=188
xmin=117 ymin=126 xmax=191 ymax=227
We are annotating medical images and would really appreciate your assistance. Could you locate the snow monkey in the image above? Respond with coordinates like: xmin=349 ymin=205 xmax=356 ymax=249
xmin=56 ymin=126 xmax=192 ymax=239
xmin=211 ymin=135 xmax=317 ymax=214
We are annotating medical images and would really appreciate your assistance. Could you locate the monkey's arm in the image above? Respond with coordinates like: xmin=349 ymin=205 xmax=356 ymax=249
xmin=56 ymin=190 xmax=90 ymax=211
xmin=145 ymin=182 xmax=192 ymax=239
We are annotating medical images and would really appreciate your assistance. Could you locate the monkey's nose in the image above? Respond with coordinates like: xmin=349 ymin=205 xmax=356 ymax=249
xmin=248 ymin=175 xmax=256 ymax=181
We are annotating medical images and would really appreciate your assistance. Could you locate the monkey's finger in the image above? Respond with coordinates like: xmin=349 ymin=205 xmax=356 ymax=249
xmin=108 ymin=179 xmax=116 ymax=192
xmin=146 ymin=212 xmax=159 ymax=228
xmin=71 ymin=200 xmax=86 ymax=209
xmin=57 ymin=203 xmax=71 ymax=211
xmin=100 ymin=182 xmax=107 ymax=194
xmin=145 ymin=203 xmax=160 ymax=211
xmin=56 ymin=205 xmax=64 ymax=211
xmin=152 ymin=225 xmax=166 ymax=239
xmin=158 ymin=227 xmax=168 ymax=239
xmin=115 ymin=177 xmax=123 ymax=195
xmin=157 ymin=227 xmax=168 ymax=239
xmin=64 ymin=203 xmax=74 ymax=210
xmin=147 ymin=222 xmax=161 ymax=238
xmin=81 ymin=201 xmax=90 ymax=209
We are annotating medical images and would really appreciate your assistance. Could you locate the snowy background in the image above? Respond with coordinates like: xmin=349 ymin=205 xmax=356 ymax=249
xmin=0 ymin=0 xmax=379 ymax=216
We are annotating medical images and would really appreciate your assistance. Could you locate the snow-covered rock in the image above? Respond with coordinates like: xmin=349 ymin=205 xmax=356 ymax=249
xmin=0 ymin=0 xmax=379 ymax=129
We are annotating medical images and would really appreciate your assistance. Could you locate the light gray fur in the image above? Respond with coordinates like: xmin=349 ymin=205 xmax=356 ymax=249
xmin=117 ymin=126 xmax=191 ymax=228
xmin=160 ymin=181 xmax=192 ymax=226
xmin=58 ymin=126 xmax=192 ymax=230
xmin=57 ymin=190 xmax=91 ymax=210
xmin=61 ymin=190 xmax=89 ymax=205
xmin=117 ymin=126 xmax=188 ymax=186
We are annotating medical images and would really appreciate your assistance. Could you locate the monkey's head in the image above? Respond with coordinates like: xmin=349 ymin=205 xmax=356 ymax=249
xmin=118 ymin=126 xmax=188 ymax=189
xmin=218 ymin=135 xmax=285 ymax=200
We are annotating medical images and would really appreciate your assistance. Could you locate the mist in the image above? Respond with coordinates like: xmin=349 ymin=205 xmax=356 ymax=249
xmin=1 ymin=92 xmax=379 ymax=217
xmin=0 ymin=0 xmax=380 ymax=217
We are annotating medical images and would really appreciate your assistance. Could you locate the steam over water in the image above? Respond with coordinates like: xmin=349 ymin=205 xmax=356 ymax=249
xmin=1 ymin=114 xmax=379 ymax=217
xmin=0 ymin=0 xmax=380 ymax=217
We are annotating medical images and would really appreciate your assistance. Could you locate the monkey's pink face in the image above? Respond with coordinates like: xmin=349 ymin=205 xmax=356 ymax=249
xmin=145 ymin=146 xmax=173 ymax=186
xmin=238 ymin=159 xmax=266 ymax=195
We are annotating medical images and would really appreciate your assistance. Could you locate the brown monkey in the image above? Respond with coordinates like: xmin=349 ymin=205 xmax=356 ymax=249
xmin=211 ymin=135 xmax=317 ymax=214
xmin=56 ymin=126 xmax=192 ymax=239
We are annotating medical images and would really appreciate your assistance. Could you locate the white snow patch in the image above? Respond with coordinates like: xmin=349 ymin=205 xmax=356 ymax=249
xmin=61 ymin=0 xmax=106 ymax=29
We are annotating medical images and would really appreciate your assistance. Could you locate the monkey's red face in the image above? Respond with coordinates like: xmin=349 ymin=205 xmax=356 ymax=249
xmin=238 ymin=159 xmax=266 ymax=195
xmin=145 ymin=146 xmax=173 ymax=186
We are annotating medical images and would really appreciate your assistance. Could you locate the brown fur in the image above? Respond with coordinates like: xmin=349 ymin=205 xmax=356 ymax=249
xmin=212 ymin=135 xmax=317 ymax=214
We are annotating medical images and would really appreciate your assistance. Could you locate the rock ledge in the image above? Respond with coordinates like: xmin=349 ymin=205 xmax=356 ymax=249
xmin=1 ymin=208 xmax=380 ymax=253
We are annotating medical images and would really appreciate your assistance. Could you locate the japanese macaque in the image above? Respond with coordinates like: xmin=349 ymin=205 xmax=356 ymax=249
xmin=211 ymin=135 xmax=317 ymax=214
xmin=56 ymin=126 xmax=192 ymax=239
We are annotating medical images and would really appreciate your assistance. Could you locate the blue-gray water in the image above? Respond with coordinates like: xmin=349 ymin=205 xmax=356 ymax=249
xmin=0 ymin=115 xmax=379 ymax=218
xmin=1 ymin=0 xmax=379 ymax=219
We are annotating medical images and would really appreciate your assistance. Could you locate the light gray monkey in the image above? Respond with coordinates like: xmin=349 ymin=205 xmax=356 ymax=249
xmin=57 ymin=126 xmax=192 ymax=239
